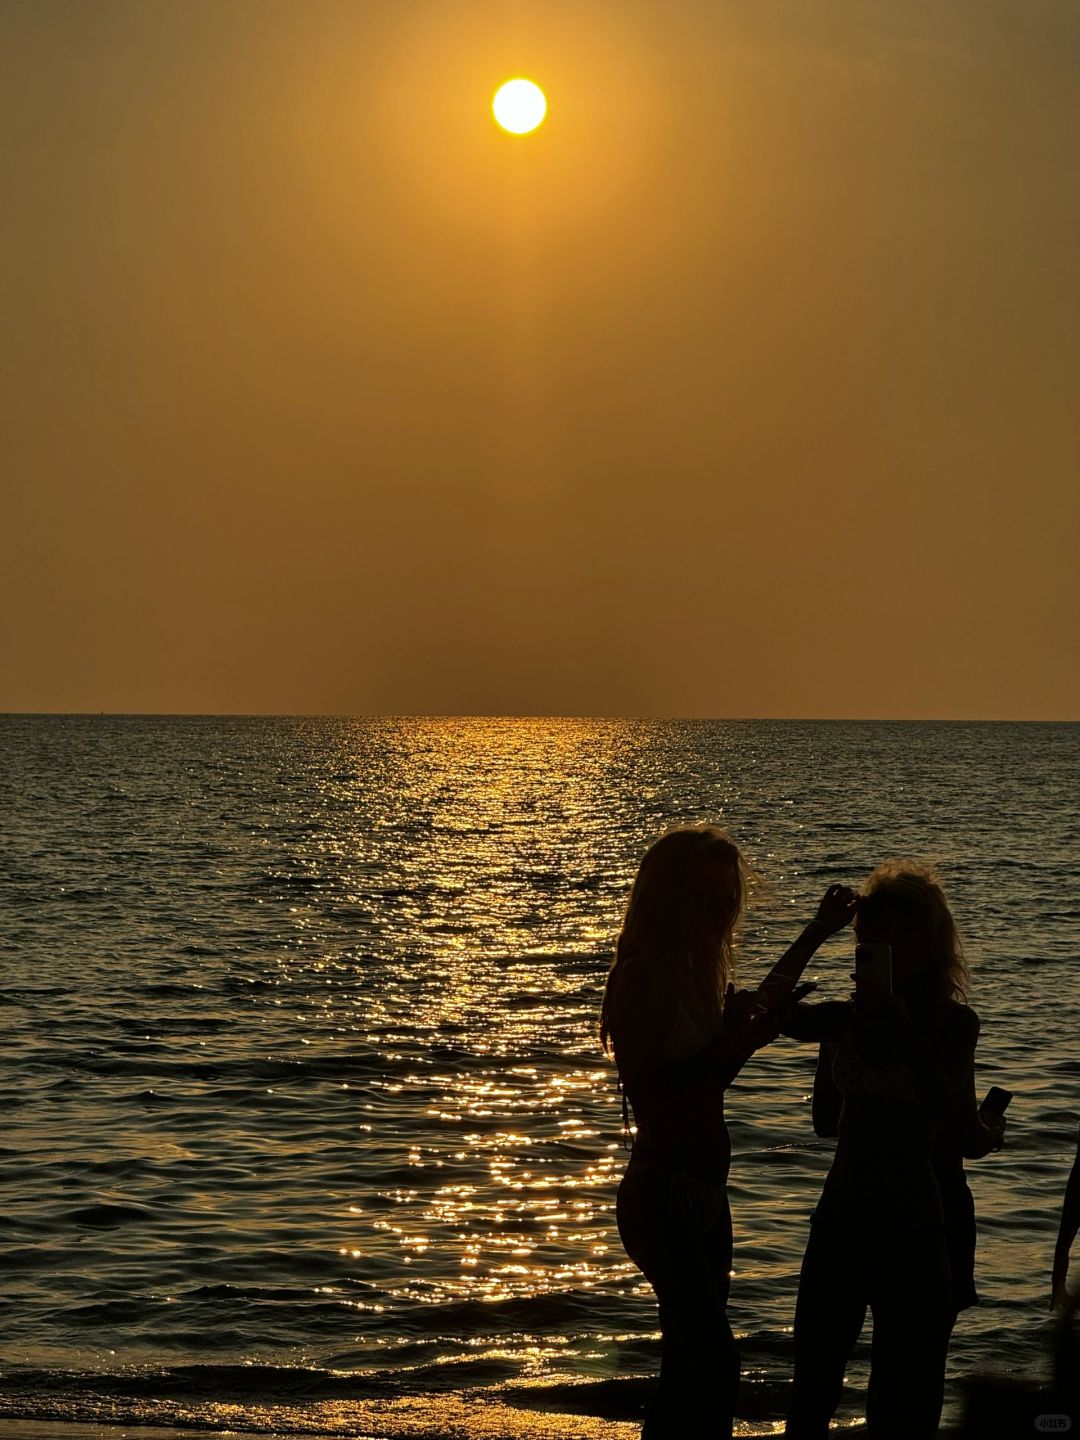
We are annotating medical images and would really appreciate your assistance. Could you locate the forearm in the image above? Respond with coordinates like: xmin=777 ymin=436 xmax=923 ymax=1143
xmin=758 ymin=921 xmax=831 ymax=1003
xmin=959 ymin=1118 xmax=997 ymax=1158
xmin=667 ymin=1029 xmax=751 ymax=1088
xmin=1054 ymin=1177 xmax=1080 ymax=1264
xmin=1054 ymin=1229 xmax=1079 ymax=1271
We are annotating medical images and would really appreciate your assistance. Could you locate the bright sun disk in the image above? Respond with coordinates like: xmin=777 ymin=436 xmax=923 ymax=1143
xmin=493 ymin=78 xmax=547 ymax=135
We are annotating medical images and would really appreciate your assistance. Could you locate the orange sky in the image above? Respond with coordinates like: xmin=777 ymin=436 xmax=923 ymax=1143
xmin=3 ymin=0 xmax=1078 ymax=717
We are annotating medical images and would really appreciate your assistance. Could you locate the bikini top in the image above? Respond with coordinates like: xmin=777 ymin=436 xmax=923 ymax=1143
xmin=832 ymin=1027 xmax=926 ymax=1106
xmin=829 ymin=997 xmax=969 ymax=1109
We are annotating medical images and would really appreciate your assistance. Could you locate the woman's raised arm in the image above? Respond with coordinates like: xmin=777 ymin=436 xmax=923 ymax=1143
xmin=755 ymin=885 xmax=858 ymax=1009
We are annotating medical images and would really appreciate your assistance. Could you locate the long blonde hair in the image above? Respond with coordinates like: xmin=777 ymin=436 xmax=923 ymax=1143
xmin=860 ymin=860 xmax=969 ymax=1005
xmin=600 ymin=824 xmax=748 ymax=1062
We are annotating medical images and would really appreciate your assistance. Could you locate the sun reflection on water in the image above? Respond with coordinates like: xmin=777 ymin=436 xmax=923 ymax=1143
xmin=287 ymin=720 xmax=668 ymax=1327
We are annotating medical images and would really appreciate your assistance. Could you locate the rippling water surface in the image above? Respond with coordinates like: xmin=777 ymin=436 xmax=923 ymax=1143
xmin=1 ymin=717 xmax=1077 ymax=1436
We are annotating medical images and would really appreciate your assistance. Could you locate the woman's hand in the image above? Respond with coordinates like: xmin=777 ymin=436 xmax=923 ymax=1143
xmin=723 ymin=984 xmax=784 ymax=1054
xmin=978 ymin=1110 xmax=1007 ymax=1152
xmin=811 ymin=884 xmax=859 ymax=938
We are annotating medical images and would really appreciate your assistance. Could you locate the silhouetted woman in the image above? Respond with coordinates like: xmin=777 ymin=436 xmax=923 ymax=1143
xmin=600 ymin=825 xmax=856 ymax=1439
xmin=1052 ymin=1121 xmax=1080 ymax=1309
xmin=782 ymin=863 xmax=1004 ymax=1440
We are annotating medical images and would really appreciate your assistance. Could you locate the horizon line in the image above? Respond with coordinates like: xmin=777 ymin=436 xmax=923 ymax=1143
xmin=2 ymin=711 xmax=1077 ymax=725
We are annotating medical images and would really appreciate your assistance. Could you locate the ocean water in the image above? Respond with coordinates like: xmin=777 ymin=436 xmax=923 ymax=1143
xmin=0 ymin=715 xmax=1077 ymax=1438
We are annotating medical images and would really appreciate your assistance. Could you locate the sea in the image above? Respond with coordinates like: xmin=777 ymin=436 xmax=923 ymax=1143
xmin=1 ymin=716 xmax=1077 ymax=1439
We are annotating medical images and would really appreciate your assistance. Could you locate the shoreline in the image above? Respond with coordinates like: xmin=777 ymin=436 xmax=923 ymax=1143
xmin=0 ymin=1399 xmax=643 ymax=1440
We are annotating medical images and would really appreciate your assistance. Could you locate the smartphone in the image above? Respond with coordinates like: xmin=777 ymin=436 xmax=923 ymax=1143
xmin=980 ymin=1085 xmax=1013 ymax=1116
xmin=854 ymin=942 xmax=892 ymax=997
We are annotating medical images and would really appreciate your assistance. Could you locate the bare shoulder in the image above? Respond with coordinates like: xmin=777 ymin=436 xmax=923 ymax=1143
xmin=936 ymin=1002 xmax=980 ymax=1047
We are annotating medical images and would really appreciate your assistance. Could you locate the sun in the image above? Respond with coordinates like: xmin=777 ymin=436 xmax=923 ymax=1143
xmin=492 ymin=78 xmax=547 ymax=135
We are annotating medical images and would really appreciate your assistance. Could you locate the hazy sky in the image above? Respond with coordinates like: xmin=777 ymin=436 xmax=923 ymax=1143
xmin=3 ymin=0 xmax=1078 ymax=717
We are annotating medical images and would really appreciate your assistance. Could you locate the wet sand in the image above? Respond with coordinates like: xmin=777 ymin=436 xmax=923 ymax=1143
xmin=0 ymin=1392 xmax=844 ymax=1440
xmin=0 ymin=1399 xmax=641 ymax=1440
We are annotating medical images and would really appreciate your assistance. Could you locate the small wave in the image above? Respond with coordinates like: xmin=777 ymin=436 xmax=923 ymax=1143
xmin=247 ymin=871 xmax=328 ymax=894
xmin=64 ymin=1299 xmax=149 ymax=1325
xmin=58 ymin=1051 xmax=404 ymax=1084
xmin=0 ymin=1362 xmax=400 ymax=1403
xmin=66 ymin=1203 xmax=151 ymax=1228
xmin=499 ymin=1374 xmax=653 ymax=1421
xmin=144 ymin=979 xmax=211 ymax=990
xmin=188 ymin=1282 xmax=331 ymax=1303
xmin=390 ymin=1288 xmax=633 ymax=1337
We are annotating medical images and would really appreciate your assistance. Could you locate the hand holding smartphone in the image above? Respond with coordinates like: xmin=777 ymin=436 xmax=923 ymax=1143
xmin=979 ymin=1085 xmax=1013 ymax=1116
xmin=978 ymin=1086 xmax=1011 ymax=1153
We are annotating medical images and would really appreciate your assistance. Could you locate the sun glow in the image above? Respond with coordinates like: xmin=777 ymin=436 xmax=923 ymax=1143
xmin=492 ymin=78 xmax=547 ymax=135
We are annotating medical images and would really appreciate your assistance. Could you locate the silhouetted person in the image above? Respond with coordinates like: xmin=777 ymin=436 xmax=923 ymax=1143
xmin=1052 ymin=1119 xmax=1080 ymax=1309
xmin=808 ymin=992 xmax=1002 ymax=1335
xmin=600 ymin=825 xmax=856 ymax=1440
xmin=780 ymin=863 xmax=1004 ymax=1440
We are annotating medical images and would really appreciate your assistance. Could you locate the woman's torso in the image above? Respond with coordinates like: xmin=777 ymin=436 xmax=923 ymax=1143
xmin=817 ymin=1000 xmax=963 ymax=1228
xmin=621 ymin=994 xmax=731 ymax=1184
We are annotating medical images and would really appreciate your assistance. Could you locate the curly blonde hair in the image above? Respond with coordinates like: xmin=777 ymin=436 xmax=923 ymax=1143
xmin=860 ymin=860 xmax=969 ymax=1003
xmin=600 ymin=825 xmax=749 ymax=1061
